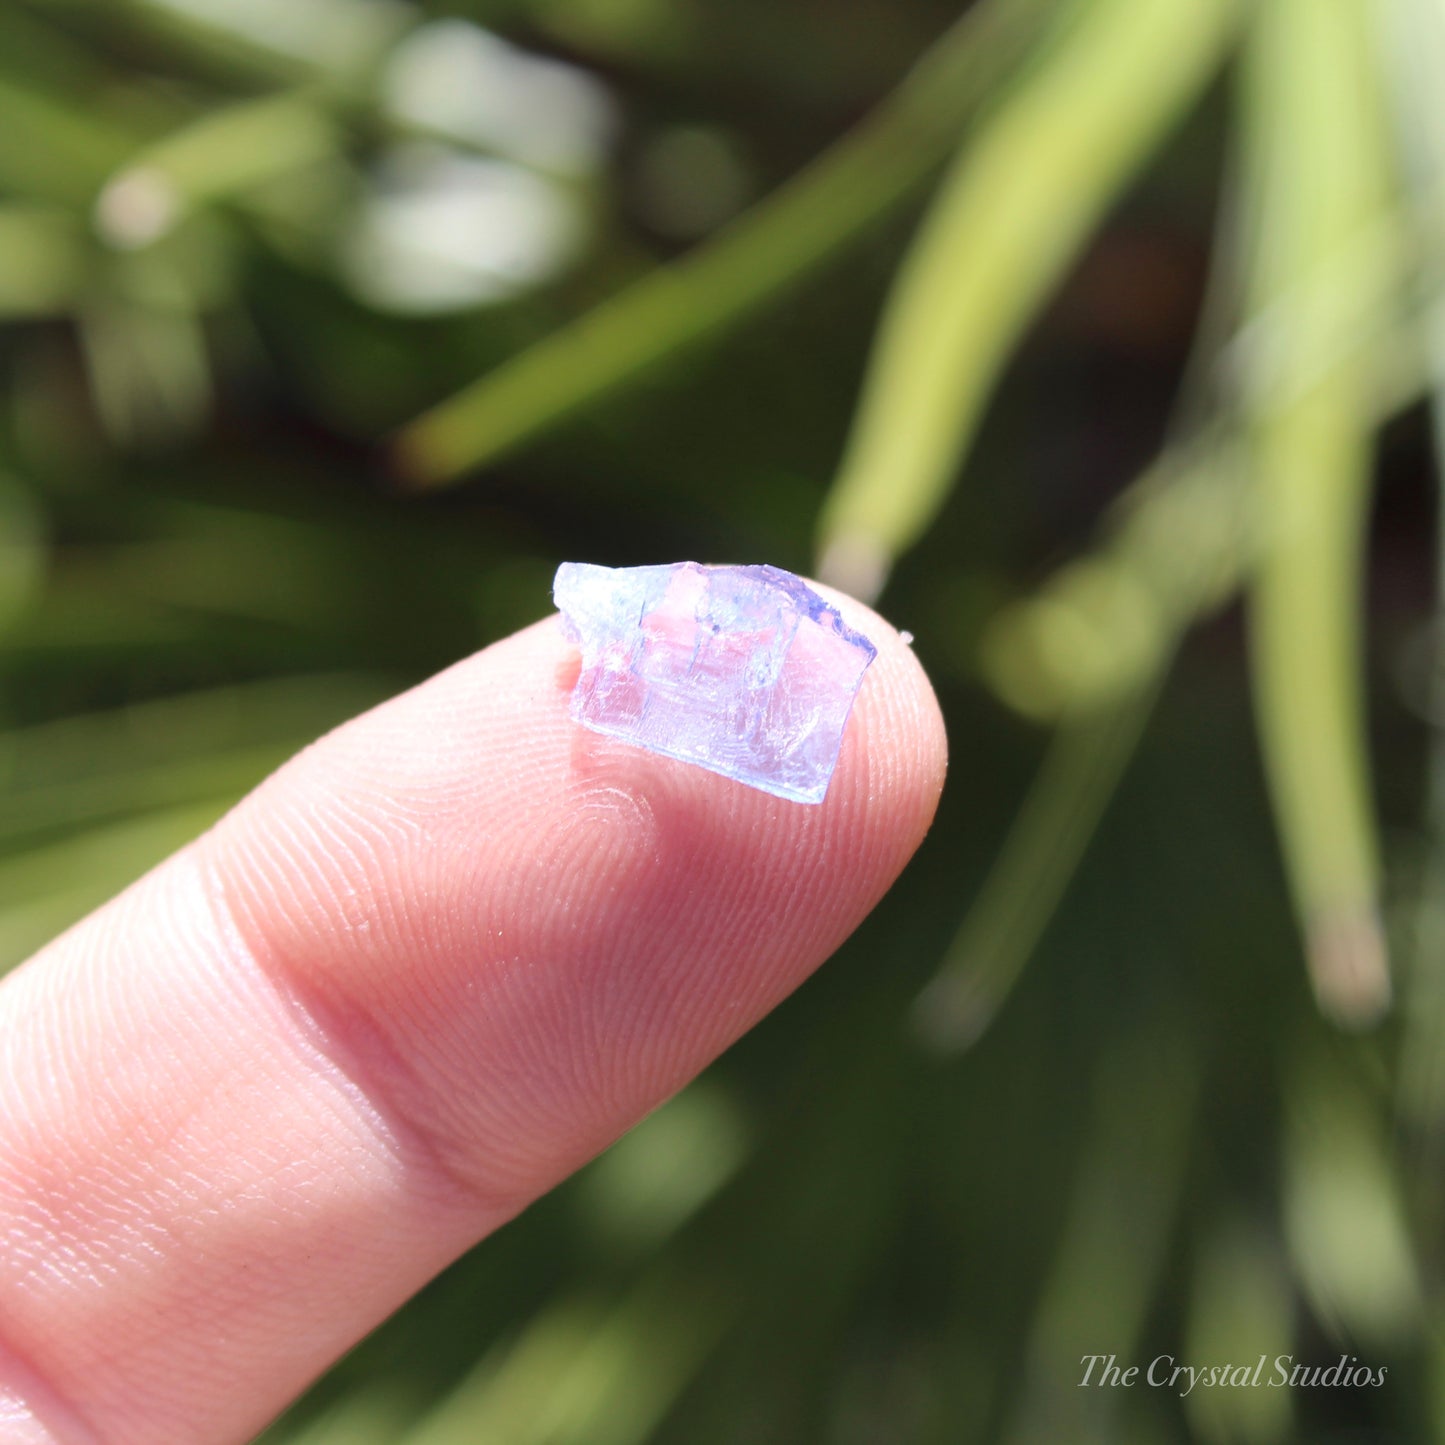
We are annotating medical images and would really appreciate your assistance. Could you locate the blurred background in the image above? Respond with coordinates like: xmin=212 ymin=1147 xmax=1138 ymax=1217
xmin=3 ymin=0 xmax=1444 ymax=1439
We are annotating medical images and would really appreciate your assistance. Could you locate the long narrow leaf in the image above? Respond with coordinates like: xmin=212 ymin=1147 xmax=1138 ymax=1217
xmin=914 ymin=681 xmax=1160 ymax=1052
xmin=916 ymin=436 xmax=1248 ymax=1049
xmin=815 ymin=0 xmax=1239 ymax=600
xmin=94 ymin=91 xmax=339 ymax=248
xmin=393 ymin=0 xmax=1052 ymax=485
xmin=1242 ymin=0 xmax=1399 ymax=1026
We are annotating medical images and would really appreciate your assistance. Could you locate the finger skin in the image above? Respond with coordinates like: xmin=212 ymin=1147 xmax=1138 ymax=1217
xmin=0 ymin=587 xmax=946 ymax=1444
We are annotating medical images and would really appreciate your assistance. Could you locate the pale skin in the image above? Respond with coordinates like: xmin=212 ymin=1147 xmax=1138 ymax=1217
xmin=0 ymin=586 xmax=947 ymax=1445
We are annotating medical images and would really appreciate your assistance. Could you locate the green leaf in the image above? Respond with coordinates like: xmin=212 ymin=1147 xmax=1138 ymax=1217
xmin=1241 ymin=0 xmax=1401 ymax=1026
xmin=393 ymin=0 xmax=1053 ymax=485
xmin=816 ymin=0 xmax=1240 ymax=599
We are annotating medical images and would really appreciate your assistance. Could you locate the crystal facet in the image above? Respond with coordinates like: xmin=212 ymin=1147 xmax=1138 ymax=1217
xmin=554 ymin=560 xmax=877 ymax=803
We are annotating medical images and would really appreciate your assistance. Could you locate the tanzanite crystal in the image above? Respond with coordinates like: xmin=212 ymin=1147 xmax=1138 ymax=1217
xmin=554 ymin=561 xmax=877 ymax=803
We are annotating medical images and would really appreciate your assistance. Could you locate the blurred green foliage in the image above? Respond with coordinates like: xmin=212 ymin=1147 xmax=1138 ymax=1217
xmin=4 ymin=0 xmax=1445 ymax=1440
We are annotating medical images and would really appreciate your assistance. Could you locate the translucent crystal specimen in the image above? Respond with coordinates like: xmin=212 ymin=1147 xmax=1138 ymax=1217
xmin=554 ymin=561 xmax=877 ymax=803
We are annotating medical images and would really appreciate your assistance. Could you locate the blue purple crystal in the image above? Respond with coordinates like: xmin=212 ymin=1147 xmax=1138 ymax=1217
xmin=553 ymin=561 xmax=877 ymax=803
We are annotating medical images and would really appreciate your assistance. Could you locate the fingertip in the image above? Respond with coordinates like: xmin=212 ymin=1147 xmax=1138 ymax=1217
xmin=810 ymin=579 xmax=949 ymax=839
